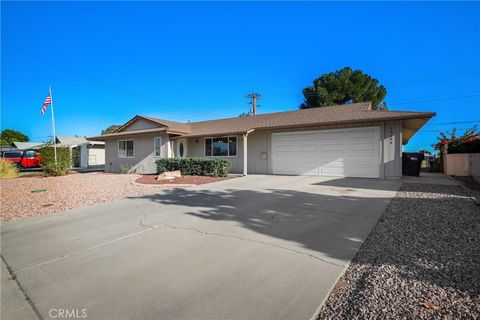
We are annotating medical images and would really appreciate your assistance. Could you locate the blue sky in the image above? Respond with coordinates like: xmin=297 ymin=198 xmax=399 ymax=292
xmin=2 ymin=1 xmax=479 ymax=152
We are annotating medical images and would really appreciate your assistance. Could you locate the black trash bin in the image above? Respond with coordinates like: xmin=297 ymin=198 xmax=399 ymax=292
xmin=402 ymin=152 xmax=424 ymax=176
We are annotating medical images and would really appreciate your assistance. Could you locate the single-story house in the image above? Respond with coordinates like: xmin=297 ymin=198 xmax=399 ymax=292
xmin=88 ymin=102 xmax=435 ymax=179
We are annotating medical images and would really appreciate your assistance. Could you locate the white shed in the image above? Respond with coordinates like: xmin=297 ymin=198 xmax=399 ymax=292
xmin=79 ymin=141 xmax=105 ymax=168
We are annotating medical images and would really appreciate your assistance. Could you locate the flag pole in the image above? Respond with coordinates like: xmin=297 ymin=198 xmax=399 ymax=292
xmin=49 ymin=86 xmax=58 ymax=166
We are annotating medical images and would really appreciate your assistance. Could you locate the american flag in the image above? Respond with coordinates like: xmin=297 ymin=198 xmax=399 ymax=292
xmin=41 ymin=95 xmax=51 ymax=115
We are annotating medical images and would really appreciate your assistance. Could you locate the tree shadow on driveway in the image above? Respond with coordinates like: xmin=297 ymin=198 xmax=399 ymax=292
xmin=130 ymin=182 xmax=480 ymax=294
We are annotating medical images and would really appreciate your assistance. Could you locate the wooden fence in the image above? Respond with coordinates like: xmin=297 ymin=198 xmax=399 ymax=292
xmin=444 ymin=153 xmax=480 ymax=176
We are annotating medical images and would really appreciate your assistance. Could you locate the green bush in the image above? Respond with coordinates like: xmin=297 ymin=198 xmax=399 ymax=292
xmin=156 ymin=158 xmax=232 ymax=177
xmin=38 ymin=145 xmax=71 ymax=176
xmin=71 ymin=147 xmax=80 ymax=167
xmin=0 ymin=159 xmax=19 ymax=179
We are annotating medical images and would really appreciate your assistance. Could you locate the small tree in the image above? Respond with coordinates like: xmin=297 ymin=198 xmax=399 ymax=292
xmin=101 ymin=125 xmax=121 ymax=135
xmin=300 ymin=67 xmax=387 ymax=110
xmin=38 ymin=145 xmax=71 ymax=176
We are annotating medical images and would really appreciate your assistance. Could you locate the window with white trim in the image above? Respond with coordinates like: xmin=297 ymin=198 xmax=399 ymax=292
xmin=118 ymin=140 xmax=134 ymax=158
xmin=205 ymin=136 xmax=237 ymax=156
xmin=154 ymin=137 xmax=162 ymax=157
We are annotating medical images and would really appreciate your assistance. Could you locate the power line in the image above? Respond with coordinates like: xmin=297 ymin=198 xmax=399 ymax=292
xmin=383 ymin=68 xmax=480 ymax=87
xmin=388 ymin=90 xmax=480 ymax=103
xmin=421 ymin=128 xmax=474 ymax=132
xmin=2 ymin=42 xmax=230 ymax=122
xmin=424 ymin=120 xmax=480 ymax=126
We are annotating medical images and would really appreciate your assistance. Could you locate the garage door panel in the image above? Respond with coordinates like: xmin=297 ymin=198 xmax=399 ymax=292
xmin=346 ymin=143 xmax=377 ymax=152
xmin=272 ymin=127 xmax=381 ymax=178
xmin=320 ymin=167 xmax=344 ymax=176
xmin=317 ymin=156 xmax=344 ymax=163
xmin=346 ymin=130 xmax=377 ymax=139
xmin=318 ymin=144 xmax=344 ymax=151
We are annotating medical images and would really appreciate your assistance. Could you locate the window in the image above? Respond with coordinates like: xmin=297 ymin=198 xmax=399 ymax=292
xmin=3 ymin=152 xmax=22 ymax=158
xmin=25 ymin=151 xmax=35 ymax=157
xmin=118 ymin=140 xmax=134 ymax=158
xmin=154 ymin=137 xmax=161 ymax=157
xmin=205 ymin=136 xmax=237 ymax=156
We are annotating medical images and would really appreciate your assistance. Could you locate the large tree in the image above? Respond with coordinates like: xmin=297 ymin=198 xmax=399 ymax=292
xmin=0 ymin=129 xmax=29 ymax=145
xmin=300 ymin=67 xmax=387 ymax=110
xmin=101 ymin=124 xmax=121 ymax=135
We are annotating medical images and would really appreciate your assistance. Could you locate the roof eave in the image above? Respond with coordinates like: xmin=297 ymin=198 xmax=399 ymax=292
xmin=170 ymin=130 xmax=253 ymax=139
xmin=87 ymin=128 xmax=169 ymax=140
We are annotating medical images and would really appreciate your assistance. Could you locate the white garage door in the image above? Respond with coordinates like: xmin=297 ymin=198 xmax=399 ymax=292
xmin=272 ymin=127 xmax=381 ymax=178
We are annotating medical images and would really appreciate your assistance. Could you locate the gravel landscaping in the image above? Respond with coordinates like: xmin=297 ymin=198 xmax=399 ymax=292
xmin=454 ymin=176 xmax=480 ymax=201
xmin=0 ymin=173 xmax=169 ymax=222
xmin=135 ymin=174 xmax=235 ymax=185
xmin=317 ymin=182 xmax=480 ymax=319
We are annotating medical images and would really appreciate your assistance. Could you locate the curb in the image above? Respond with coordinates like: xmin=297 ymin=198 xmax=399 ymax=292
xmin=132 ymin=181 xmax=194 ymax=188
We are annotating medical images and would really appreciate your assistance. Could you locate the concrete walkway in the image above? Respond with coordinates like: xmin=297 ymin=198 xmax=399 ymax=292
xmin=1 ymin=175 xmax=401 ymax=320
xmin=1 ymin=258 xmax=38 ymax=320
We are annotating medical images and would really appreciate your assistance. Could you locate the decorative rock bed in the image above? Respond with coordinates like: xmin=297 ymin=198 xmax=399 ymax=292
xmin=317 ymin=183 xmax=480 ymax=319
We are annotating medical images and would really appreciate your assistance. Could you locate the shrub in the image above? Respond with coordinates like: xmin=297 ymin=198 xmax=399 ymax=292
xmin=71 ymin=146 xmax=80 ymax=167
xmin=156 ymin=158 xmax=232 ymax=177
xmin=434 ymin=126 xmax=480 ymax=154
xmin=0 ymin=159 xmax=19 ymax=179
xmin=119 ymin=163 xmax=132 ymax=174
xmin=38 ymin=145 xmax=71 ymax=176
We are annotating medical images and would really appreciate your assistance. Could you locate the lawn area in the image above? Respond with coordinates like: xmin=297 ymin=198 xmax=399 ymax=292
xmin=317 ymin=182 xmax=480 ymax=319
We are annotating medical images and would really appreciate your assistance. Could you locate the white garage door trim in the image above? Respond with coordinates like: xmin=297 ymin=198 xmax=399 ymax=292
xmin=271 ymin=127 xmax=381 ymax=178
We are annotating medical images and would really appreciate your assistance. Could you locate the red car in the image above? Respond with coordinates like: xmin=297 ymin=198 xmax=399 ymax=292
xmin=1 ymin=149 xmax=42 ymax=169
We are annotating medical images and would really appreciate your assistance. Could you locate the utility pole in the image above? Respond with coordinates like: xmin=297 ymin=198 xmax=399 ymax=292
xmin=246 ymin=93 xmax=261 ymax=115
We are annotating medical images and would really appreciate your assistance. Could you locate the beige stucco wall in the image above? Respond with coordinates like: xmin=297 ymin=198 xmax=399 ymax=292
xmin=123 ymin=119 xmax=163 ymax=132
xmin=186 ymin=136 xmax=244 ymax=173
xmin=383 ymin=120 xmax=403 ymax=178
xmin=104 ymin=132 xmax=170 ymax=173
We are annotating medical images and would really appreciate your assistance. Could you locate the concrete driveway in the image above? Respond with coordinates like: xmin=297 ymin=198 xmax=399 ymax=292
xmin=1 ymin=175 xmax=401 ymax=320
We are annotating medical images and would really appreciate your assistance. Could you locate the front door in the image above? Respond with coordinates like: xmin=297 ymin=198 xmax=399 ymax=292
xmin=177 ymin=139 xmax=187 ymax=158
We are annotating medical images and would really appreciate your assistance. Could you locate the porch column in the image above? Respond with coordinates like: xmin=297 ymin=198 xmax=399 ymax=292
xmin=243 ymin=133 xmax=248 ymax=176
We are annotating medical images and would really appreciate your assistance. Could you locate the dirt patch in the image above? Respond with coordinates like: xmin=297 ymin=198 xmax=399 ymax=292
xmin=135 ymin=174 xmax=235 ymax=185
xmin=0 ymin=173 xmax=170 ymax=222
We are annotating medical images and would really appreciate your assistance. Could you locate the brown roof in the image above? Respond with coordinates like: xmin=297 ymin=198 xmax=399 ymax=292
xmin=186 ymin=102 xmax=435 ymax=137
xmin=115 ymin=115 xmax=191 ymax=134
xmin=89 ymin=102 xmax=435 ymax=142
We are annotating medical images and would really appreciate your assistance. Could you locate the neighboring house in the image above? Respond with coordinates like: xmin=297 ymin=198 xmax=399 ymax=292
xmin=56 ymin=136 xmax=105 ymax=168
xmin=11 ymin=142 xmax=43 ymax=150
xmin=56 ymin=136 xmax=90 ymax=147
xmin=0 ymin=145 xmax=18 ymax=152
xmin=88 ymin=102 xmax=435 ymax=178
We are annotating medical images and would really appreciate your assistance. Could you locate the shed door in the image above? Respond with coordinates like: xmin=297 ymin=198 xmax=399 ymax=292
xmin=271 ymin=127 xmax=381 ymax=178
